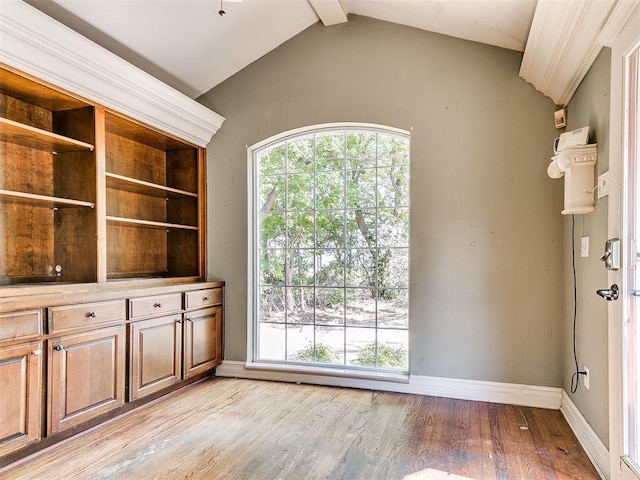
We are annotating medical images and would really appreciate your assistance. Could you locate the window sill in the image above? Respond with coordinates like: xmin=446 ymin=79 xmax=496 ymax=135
xmin=245 ymin=362 xmax=410 ymax=384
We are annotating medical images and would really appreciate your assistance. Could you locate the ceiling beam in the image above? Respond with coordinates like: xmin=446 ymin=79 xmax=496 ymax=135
xmin=308 ymin=0 xmax=348 ymax=26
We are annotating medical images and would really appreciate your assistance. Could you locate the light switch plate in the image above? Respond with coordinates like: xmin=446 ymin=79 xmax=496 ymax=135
xmin=598 ymin=171 xmax=610 ymax=198
xmin=581 ymin=236 xmax=589 ymax=257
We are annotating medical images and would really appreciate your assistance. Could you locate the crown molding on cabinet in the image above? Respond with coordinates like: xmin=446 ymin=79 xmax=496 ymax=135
xmin=0 ymin=0 xmax=224 ymax=147
xmin=519 ymin=0 xmax=640 ymax=107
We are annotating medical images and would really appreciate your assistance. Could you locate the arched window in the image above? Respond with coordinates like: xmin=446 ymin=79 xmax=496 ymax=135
xmin=250 ymin=124 xmax=410 ymax=372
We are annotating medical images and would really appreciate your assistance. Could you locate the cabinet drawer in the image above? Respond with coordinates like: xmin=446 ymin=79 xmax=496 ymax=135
xmin=48 ymin=301 xmax=125 ymax=333
xmin=129 ymin=293 xmax=182 ymax=319
xmin=185 ymin=288 xmax=222 ymax=310
xmin=0 ymin=310 xmax=42 ymax=343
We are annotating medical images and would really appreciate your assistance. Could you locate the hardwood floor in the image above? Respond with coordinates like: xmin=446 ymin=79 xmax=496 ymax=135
xmin=2 ymin=378 xmax=599 ymax=480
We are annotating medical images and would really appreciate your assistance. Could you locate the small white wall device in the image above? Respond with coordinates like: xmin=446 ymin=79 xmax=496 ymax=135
xmin=546 ymin=127 xmax=597 ymax=215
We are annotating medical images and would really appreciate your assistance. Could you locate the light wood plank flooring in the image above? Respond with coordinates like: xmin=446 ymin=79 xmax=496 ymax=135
xmin=2 ymin=378 xmax=599 ymax=480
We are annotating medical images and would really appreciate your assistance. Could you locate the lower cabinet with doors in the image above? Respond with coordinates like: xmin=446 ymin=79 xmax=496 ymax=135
xmin=128 ymin=286 xmax=223 ymax=400
xmin=0 ymin=310 xmax=43 ymax=457
xmin=0 ymin=281 xmax=224 ymax=465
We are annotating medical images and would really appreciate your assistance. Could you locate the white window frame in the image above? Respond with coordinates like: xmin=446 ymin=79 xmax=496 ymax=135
xmin=246 ymin=122 xmax=410 ymax=375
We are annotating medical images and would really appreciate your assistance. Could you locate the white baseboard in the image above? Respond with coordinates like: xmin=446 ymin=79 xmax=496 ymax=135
xmin=560 ymin=390 xmax=609 ymax=480
xmin=215 ymin=360 xmax=562 ymax=409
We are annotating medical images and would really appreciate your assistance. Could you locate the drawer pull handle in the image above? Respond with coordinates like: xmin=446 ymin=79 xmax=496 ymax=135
xmin=203 ymin=296 xmax=210 ymax=301
xmin=154 ymin=303 xmax=163 ymax=308
xmin=87 ymin=311 xmax=97 ymax=318
xmin=54 ymin=345 xmax=64 ymax=352
xmin=32 ymin=349 xmax=42 ymax=356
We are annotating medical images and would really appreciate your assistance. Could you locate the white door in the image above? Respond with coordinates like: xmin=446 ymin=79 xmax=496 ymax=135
xmin=609 ymin=7 xmax=640 ymax=480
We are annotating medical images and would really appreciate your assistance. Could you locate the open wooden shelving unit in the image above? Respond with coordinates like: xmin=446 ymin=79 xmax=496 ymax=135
xmin=0 ymin=65 xmax=206 ymax=289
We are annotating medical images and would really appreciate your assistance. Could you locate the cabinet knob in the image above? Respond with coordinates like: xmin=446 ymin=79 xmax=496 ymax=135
xmin=32 ymin=349 xmax=42 ymax=356
xmin=87 ymin=311 xmax=97 ymax=318
xmin=177 ymin=319 xmax=182 ymax=324
xmin=186 ymin=317 xmax=192 ymax=322
xmin=203 ymin=296 xmax=210 ymax=301
xmin=54 ymin=345 xmax=64 ymax=351
xmin=154 ymin=303 xmax=163 ymax=308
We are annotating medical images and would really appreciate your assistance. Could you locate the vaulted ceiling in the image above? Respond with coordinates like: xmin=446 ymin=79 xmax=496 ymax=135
xmin=22 ymin=0 xmax=640 ymax=105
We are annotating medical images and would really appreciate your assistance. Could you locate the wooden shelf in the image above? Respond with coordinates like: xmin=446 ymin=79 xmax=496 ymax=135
xmin=105 ymin=173 xmax=197 ymax=199
xmin=106 ymin=216 xmax=198 ymax=231
xmin=0 ymin=189 xmax=95 ymax=209
xmin=0 ymin=117 xmax=94 ymax=153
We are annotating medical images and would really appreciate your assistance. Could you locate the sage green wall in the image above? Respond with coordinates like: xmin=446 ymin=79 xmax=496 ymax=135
xmin=198 ymin=15 xmax=564 ymax=386
xmin=563 ymin=48 xmax=611 ymax=447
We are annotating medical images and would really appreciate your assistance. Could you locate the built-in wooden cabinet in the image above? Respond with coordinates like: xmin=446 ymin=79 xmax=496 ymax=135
xmin=0 ymin=68 xmax=97 ymax=286
xmin=0 ymin=282 xmax=224 ymax=464
xmin=184 ymin=306 xmax=223 ymax=378
xmin=0 ymin=65 xmax=205 ymax=288
xmin=0 ymin=310 xmax=43 ymax=457
xmin=0 ymin=340 xmax=42 ymax=456
xmin=0 ymin=64 xmax=223 ymax=466
xmin=48 ymin=325 xmax=126 ymax=434
xmin=128 ymin=287 xmax=223 ymax=400
xmin=105 ymin=112 xmax=203 ymax=280
xmin=128 ymin=314 xmax=183 ymax=400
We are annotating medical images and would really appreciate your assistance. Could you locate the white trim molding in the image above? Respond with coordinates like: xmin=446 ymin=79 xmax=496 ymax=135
xmin=216 ymin=361 xmax=563 ymax=410
xmin=0 ymin=0 xmax=224 ymax=147
xmin=560 ymin=391 xmax=610 ymax=480
xmin=520 ymin=0 xmax=640 ymax=106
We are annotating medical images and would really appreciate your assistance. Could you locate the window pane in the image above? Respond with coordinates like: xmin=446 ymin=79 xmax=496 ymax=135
xmin=378 ymin=136 xmax=409 ymax=167
xmin=378 ymin=166 xmax=409 ymax=208
xmin=316 ymin=210 xmax=345 ymax=249
xmin=346 ymin=288 xmax=375 ymax=327
xmin=347 ymin=132 xmax=376 ymax=167
xmin=346 ymin=248 xmax=376 ymax=287
xmin=287 ymin=174 xmax=314 ymax=211
xmin=287 ymin=137 xmax=314 ymax=173
xmin=259 ymin=323 xmax=286 ymax=361
xmin=377 ymin=329 xmax=409 ymax=369
xmin=287 ymin=212 xmax=314 ymax=248
xmin=259 ymin=286 xmax=286 ymax=323
xmin=316 ymin=326 xmax=345 ymax=364
xmin=378 ymin=289 xmax=408 ymax=329
xmin=315 ymin=288 xmax=344 ymax=325
xmin=346 ymin=209 xmax=376 ymax=248
xmin=378 ymin=208 xmax=409 ymax=248
xmin=378 ymin=248 xmax=409 ymax=288
xmin=316 ymin=133 xmax=345 ymax=171
xmin=346 ymin=167 xmax=376 ymax=209
xmin=258 ymin=145 xmax=285 ymax=176
xmin=287 ymin=287 xmax=314 ymax=324
xmin=287 ymin=249 xmax=314 ymax=285
xmin=287 ymin=324 xmax=314 ymax=361
xmin=315 ymin=249 xmax=344 ymax=287
xmin=261 ymin=214 xmax=285 ymax=249
xmin=316 ymin=171 xmax=344 ymax=210
xmin=346 ymin=327 xmax=376 ymax=366
xmin=260 ymin=249 xmax=285 ymax=286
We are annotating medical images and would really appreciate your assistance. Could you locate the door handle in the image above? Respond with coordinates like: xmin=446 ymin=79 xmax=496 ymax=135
xmin=596 ymin=284 xmax=619 ymax=301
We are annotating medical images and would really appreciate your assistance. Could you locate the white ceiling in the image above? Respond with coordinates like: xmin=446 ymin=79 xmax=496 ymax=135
xmin=24 ymin=0 xmax=538 ymax=99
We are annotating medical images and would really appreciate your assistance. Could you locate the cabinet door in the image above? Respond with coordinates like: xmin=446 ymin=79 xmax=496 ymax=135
xmin=184 ymin=306 xmax=222 ymax=378
xmin=129 ymin=314 xmax=182 ymax=400
xmin=48 ymin=325 xmax=125 ymax=434
xmin=0 ymin=341 xmax=42 ymax=456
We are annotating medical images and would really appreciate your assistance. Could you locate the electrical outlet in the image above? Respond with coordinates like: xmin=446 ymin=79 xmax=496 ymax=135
xmin=583 ymin=365 xmax=590 ymax=390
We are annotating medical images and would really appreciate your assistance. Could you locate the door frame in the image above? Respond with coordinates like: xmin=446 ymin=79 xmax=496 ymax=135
xmin=609 ymin=6 xmax=640 ymax=479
